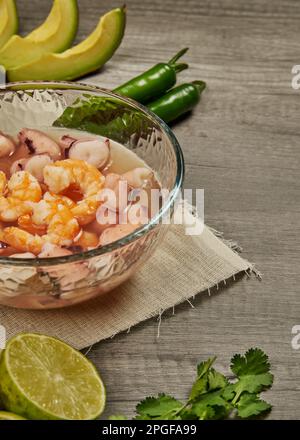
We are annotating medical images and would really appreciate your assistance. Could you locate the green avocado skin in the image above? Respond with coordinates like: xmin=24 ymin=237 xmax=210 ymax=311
xmin=7 ymin=8 xmax=126 ymax=82
xmin=57 ymin=0 xmax=79 ymax=53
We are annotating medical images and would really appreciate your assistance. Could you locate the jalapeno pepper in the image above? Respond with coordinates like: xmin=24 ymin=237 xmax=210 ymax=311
xmin=113 ymin=48 xmax=189 ymax=104
xmin=147 ymin=81 xmax=206 ymax=123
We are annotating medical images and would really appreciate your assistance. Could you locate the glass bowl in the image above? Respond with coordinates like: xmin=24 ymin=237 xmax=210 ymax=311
xmin=0 ymin=82 xmax=184 ymax=309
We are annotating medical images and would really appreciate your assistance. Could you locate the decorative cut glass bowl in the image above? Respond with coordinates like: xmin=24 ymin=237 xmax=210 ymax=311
xmin=0 ymin=82 xmax=184 ymax=309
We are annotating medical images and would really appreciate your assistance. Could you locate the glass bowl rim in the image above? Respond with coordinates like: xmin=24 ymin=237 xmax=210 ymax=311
xmin=0 ymin=81 xmax=185 ymax=267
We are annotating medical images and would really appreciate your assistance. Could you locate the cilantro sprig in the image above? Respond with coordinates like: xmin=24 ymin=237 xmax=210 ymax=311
xmin=110 ymin=348 xmax=273 ymax=420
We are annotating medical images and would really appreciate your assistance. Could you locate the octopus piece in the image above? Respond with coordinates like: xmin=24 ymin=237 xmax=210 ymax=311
xmin=24 ymin=155 xmax=53 ymax=182
xmin=68 ymin=138 xmax=111 ymax=170
xmin=10 ymin=159 xmax=27 ymax=176
xmin=19 ymin=128 xmax=61 ymax=159
xmin=122 ymin=167 xmax=154 ymax=189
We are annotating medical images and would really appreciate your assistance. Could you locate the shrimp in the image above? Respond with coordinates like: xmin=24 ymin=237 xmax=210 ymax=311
xmin=43 ymin=191 xmax=76 ymax=209
xmin=31 ymin=198 xmax=80 ymax=246
xmin=16 ymin=192 xmax=76 ymax=237
xmin=3 ymin=197 xmax=80 ymax=254
xmin=2 ymin=228 xmax=43 ymax=255
xmin=74 ymin=230 xmax=99 ymax=249
xmin=8 ymin=171 xmax=42 ymax=202
xmin=0 ymin=171 xmax=42 ymax=222
xmin=43 ymin=159 xmax=105 ymax=225
xmin=0 ymin=171 xmax=6 ymax=194
xmin=18 ymin=214 xmax=47 ymax=236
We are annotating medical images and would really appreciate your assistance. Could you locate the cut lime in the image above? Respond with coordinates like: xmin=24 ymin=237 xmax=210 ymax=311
xmin=0 ymin=411 xmax=26 ymax=420
xmin=0 ymin=334 xmax=106 ymax=420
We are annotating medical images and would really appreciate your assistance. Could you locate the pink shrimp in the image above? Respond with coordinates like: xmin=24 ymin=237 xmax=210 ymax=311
xmin=43 ymin=159 xmax=105 ymax=225
xmin=3 ymin=197 xmax=80 ymax=255
xmin=0 ymin=171 xmax=42 ymax=222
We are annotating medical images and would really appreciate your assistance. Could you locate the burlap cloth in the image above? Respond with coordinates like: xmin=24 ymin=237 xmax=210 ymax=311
xmin=0 ymin=93 xmax=254 ymax=348
xmin=0 ymin=218 xmax=253 ymax=349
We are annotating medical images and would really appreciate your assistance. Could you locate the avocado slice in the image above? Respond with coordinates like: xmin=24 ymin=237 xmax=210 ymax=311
xmin=0 ymin=0 xmax=18 ymax=49
xmin=8 ymin=7 xmax=126 ymax=82
xmin=0 ymin=0 xmax=78 ymax=69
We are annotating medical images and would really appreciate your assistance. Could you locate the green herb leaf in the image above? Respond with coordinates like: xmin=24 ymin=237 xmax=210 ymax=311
xmin=236 ymin=393 xmax=272 ymax=418
xmin=189 ymin=357 xmax=216 ymax=400
xmin=228 ymin=348 xmax=273 ymax=404
xmin=231 ymin=348 xmax=271 ymax=376
xmin=109 ymin=348 xmax=274 ymax=421
xmin=191 ymin=390 xmax=232 ymax=420
xmin=136 ymin=394 xmax=183 ymax=420
xmin=208 ymin=368 xmax=229 ymax=391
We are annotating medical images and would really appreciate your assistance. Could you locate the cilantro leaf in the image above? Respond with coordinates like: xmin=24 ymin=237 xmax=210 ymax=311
xmin=197 ymin=357 xmax=216 ymax=377
xmin=190 ymin=364 xmax=228 ymax=401
xmin=231 ymin=348 xmax=271 ymax=376
xmin=223 ymin=372 xmax=273 ymax=405
xmin=236 ymin=393 xmax=272 ymax=418
xmin=109 ymin=348 xmax=274 ymax=421
xmin=208 ymin=368 xmax=229 ymax=391
xmin=233 ymin=372 xmax=273 ymax=397
xmin=136 ymin=394 xmax=183 ymax=420
xmin=189 ymin=357 xmax=216 ymax=400
xmin=228 ymin=348 xmax=273 ymax=403
xmin=191 ymin=390 xmax=232 ymax=420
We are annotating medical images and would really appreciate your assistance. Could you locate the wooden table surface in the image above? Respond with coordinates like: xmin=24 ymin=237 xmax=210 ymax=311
xmin=16 ymin=0 xmax=300 ymax=419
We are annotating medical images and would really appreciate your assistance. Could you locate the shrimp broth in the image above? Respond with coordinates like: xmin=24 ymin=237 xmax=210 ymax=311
xmin=0 ymin=127 xmax=161 ymax=258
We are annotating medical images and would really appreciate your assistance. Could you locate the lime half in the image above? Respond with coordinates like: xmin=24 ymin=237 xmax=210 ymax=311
xmin=0 ymin=334 xmax=106 ymax=420
xmin=0 ymin=411 xmax=26 ymax=420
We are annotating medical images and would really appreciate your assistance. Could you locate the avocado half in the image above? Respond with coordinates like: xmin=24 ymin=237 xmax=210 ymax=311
xmin=0 ymin=0 xmax=78 ymax=69
xmin=0 ymin=0 xmax=18 ymax=49
xmin=8 ymin=7 xmax=126 ymax=82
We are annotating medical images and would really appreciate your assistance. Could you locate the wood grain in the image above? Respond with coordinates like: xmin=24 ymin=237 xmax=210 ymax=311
xmin=14 ymin=0 xmax=300 ymax=419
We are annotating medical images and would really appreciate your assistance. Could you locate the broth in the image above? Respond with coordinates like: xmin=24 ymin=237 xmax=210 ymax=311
xmin=0 ymin=127 xmax=160 ymax=258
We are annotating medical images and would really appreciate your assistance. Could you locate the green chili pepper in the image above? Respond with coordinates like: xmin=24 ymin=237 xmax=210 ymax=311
xmin=113 ymin=48 xmax=189 ymax=103
xmin=147 ymin=80 xmax=206 ymax=123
